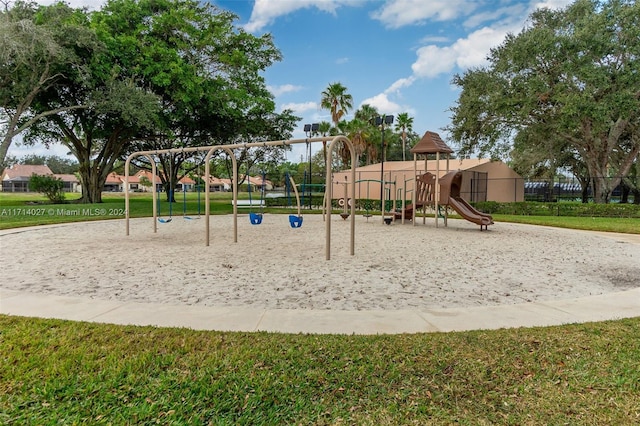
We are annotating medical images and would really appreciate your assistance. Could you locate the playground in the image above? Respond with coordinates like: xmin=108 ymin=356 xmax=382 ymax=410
xmin=2 ymin=214 xmax=639 ymax=311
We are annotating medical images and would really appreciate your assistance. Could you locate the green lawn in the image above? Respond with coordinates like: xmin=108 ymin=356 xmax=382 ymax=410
xmin=492 ymin=214 xmax=640 ymax=234
xmin=1 ymin=316 xmax=639 ymax=424
xmin=0 ymin=192 xmax=234 ymax=229
xmin=1 ymin=193 xmax=639 ymax=424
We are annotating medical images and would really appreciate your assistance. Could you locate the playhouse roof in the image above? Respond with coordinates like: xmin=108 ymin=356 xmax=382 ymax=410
xmin=410 ymin=131 xmax=453 ymax=154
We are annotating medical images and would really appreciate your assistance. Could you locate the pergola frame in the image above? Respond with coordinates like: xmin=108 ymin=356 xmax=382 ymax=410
xmin=124 ymin=135 xmax=357 ymax=260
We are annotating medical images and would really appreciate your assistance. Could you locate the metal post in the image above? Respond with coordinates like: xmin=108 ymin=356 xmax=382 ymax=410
xmin=308 ymin=140 xmax=312 ymax=209
xmin=380 ymin=129 xmax=385 ymax=223
xmin=376 ymin=115 xmax=393 ymax=223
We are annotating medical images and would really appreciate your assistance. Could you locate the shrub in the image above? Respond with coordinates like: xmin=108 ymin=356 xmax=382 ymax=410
xmin=28 ymin=174 xmax=65 ymax=203
xmin=473 ymin=201 xmax=640 ymax=218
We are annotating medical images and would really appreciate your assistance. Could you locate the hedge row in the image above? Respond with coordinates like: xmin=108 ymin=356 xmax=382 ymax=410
xmin=265 ymin=195 xmax=640 ymax=218
xmin=473 ymin=201 xmax=640 ymax=218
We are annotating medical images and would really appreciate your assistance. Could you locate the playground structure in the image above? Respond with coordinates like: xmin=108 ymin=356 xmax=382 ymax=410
xmin=392 ymin=170 xmax=494 ymax=230
xmin=331 ymin=131 xmax=494 ymax=230
xmin=124 ymin=135 xmax=357 ymax=260
xmin=334 ymin=169 xmax=493 ymax=230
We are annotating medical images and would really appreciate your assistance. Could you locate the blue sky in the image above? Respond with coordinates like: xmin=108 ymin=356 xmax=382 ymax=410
xmin=13 ymin=0 xmax=574 ymax=161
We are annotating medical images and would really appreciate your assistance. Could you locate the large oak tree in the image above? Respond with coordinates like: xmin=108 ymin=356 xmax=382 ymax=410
xmin=24 ymin=0 xmax=291 ymax=203
xmin=0 ymin=1 xmax=96 ymax=170
xmin=448 ymin=0 xmax=639 ymax=203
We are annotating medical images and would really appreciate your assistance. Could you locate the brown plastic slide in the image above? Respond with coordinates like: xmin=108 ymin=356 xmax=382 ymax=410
xmin=448 ymin=196 xmax=494 ymax=230
xmin=439 ymin=171 xmax=493 ymax=230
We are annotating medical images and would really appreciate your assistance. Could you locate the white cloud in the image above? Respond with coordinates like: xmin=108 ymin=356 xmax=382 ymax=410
xmin=371 ymin=0 xmax=478 ymax=29
xmin=359 ymin=93 xmax=402 ymax=115
xmin=35 ymin=0 xmax=105 ymax=10
xmin=411 ymin=25 xmax=510 ymax=78
xmin=452 ymin=26 xmax=509 ymax=69
xmin=280 ymin=101 xmax=317 ymax=114
xmin=419 ymin=35 xmax=450 ymax=44
xmin=335 ymin=57 xmax=349 ymax=65
xmin=385 ymin=76 xmax=416 ymax=94
xmin=530 ymin=0 xmax=574 ymax=11
xmin=407 ymin=0 xmax=574 ymax=80
xmin=268 ymin=84 xmax=303 ymax=97
xmin=411 ymin=44 xmax=459 ymax=78
xmin=463 ymin=4 xmax=527 ymax=29
xmin=8 ymin=137 xmax=72 ymax=160
xmin=244 ymin=0 xmax=352 ymax=33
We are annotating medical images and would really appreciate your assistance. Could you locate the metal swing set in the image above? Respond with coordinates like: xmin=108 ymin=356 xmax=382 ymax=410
xmin=124 ymin=135 xmax=357 ymax=260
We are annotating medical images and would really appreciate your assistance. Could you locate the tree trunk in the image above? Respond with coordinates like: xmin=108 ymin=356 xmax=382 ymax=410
xmin=0 ymin=133 xmax=11 ymax=169
xmin=581 ymin=184 xmax=590 ymax=203
xmin=590 ymin=175 xmax=613 ymax=204
xmin=77 ymin=164 xmax=106 ymax=203
xmin=620 ymin=183 xmax=630 ymax=204
xmin=583 ymin=151 xmax=615 ymax=204
xmin=575 ymin=175 xmax=590 ymax=203
xmin=577 ymin=117 xmax=637 ymax=203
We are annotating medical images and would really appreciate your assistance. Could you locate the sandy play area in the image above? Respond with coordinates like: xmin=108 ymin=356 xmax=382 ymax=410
xmin=1 ymin=214 xmax=639 ymax=310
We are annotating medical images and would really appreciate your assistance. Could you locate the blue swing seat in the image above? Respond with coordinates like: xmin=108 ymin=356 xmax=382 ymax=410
xmin=289 ymin=215 xmax=303 ymax=228
xmin=158 ymin=217 xmax=172 ymax=223
xmin=249 ymin=212 xmax=263 ymax=225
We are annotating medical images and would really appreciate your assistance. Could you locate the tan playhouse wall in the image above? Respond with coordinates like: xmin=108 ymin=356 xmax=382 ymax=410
xmin=465 ymin=160 xmax=524 ymax=202
xmin=331 ymin=159 xmax=524 ymax=203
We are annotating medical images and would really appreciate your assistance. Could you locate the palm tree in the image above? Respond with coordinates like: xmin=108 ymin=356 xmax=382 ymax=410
xmin=345 ymin=118 xmax=376 ymax=165
xmin=318 ymin=121 xmax=332 ymax=136
xmin=352 ymin=104 xmax=382 ymax=166
xmin=320 ymin=82 xmax=353 ymax=167
xmin=395 ymin=112 xmax=414 ymax=161
xmin=320 ymin=82 xmax=354 ymax=129
xmin=355 ymin=104 xmax=379 ymax=125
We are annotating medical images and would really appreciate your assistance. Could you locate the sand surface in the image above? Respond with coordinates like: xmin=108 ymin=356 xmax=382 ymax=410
xmin=1 ymin=214 xmax=639 ymax=310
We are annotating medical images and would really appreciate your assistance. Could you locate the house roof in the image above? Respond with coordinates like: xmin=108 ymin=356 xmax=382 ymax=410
xmin=131 ymin=170 xmax=195 ymax=185
xmin=105 ymin=172 xmax=122 ymax=184
xmin=207 ymin=176 xmax=229 ymax=186
xmin=2 ymin=164 xmax=53 ymax=181
xmin=247 ymin=176 xmax=273 ymax=187
xmin=54 ymin=174 xmax=79 ymax=183
xmin=410 ymin=131 xmax=454 ymax=154
xmin=179 ymin=176 xmax=195 ymax=185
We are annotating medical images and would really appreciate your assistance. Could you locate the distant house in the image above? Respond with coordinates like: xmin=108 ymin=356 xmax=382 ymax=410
xmin=176 ymin=175 xmax=196 ymax=192
xmin=246 ymin=175 xmax=274 ymax=191
xmin=207 ymin=176 xmax=230 ymax=192
xmin=1 ymin=164 xmax=80 ymax=193
xmin=103 ymin=172 xmax=123 ymax=192
xmin=55 ymin=174 xmax=80 ymax=193
xmin=123 ymin=170 xmax=226 ymax=193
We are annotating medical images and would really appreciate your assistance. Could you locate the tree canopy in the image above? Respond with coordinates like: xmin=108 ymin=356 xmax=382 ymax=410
xmin=447 ymin=0 xmax=639 ymax=203
xmin=13 ymin=0 xmax=295 ymax=203
xmin=0 ymin=0 xmax=95 ymax=170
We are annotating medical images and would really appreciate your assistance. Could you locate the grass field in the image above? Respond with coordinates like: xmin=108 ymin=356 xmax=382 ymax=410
xmin=0 ymin=192 xmax=234 ymax=229
xmin=1 ymin=316 xmax=639 ymax=424
xmin=1 ymin=192 xmax=639 ymax=424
